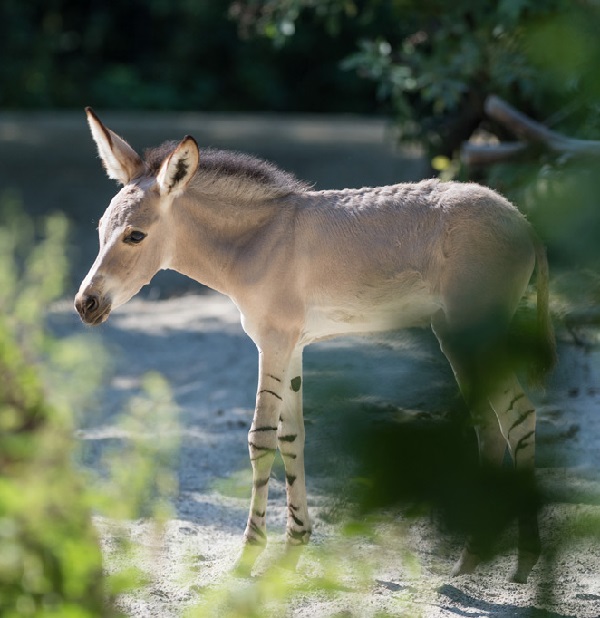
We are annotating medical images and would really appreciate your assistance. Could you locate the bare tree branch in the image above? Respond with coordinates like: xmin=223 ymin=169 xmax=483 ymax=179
xmin=460 ymin=141 xmax=528 ymax=167
xmin=461 ymin=95 xmax=600 ymax=167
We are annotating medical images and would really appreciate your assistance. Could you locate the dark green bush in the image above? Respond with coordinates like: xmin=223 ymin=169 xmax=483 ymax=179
xmin=0 ymin=0 xmax=376 ymax=113
xmin=233 ymin=1 xmax=600 ymax=154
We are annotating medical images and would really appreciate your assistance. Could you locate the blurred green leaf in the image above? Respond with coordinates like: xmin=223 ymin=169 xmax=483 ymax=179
xmin=0 ymin=199 xmax=181 ymax=615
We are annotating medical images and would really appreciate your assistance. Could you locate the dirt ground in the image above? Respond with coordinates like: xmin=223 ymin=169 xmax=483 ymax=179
xmin=49 ymin=292 xmax=600 ymax=618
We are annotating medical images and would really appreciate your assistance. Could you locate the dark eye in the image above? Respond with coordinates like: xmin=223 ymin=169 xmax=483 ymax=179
xmin=124 ymin=230 xmax=146 ymax=245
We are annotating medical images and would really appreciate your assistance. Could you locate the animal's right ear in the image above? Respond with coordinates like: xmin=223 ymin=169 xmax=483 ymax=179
xmin=85 ymin=107 xmax=146 ymax=185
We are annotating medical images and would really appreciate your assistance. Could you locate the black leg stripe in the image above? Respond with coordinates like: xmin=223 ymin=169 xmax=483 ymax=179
xmin=288 ymin=528 xmax=307 ymax=542
xmin=267 ymin=374 xmax=282 ymax=383
xmin=249 ymin=521 xmax=266 ymax=539
xmin=289 ymin=503 xmax=299 ymax=512
xmin=280 ymin=451 xmax=297 ymax=459
xmin=286 ymin=474 xmax=297 ymax=486
xmin=508 ymin=409 xmax=535 ymax=436
xmin=507 ymin=393 xmax=525 ymax=413
xmin=279 ymin=434 xmax=297 ymax=443
xmin=259 ymin=389 xmax=282 ymax=401
xmin=248 ymin=442 xmax=276 ymax=452
xmin=290 ymin=513 xmax=304 ymax=527
xmin=249 ymin=426 xmax=278 ymax=433
xmin=514 ymin=430 xmax=535 ymax=455
xmin=253 ymin=509 xmax=266 ymax=518
xmin=254 ymin=477 xmax=270 ymax=488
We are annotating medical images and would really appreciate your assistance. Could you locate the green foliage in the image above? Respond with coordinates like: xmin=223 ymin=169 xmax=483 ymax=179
xmin=185 ymin=514 xmax=420 ymax=618
xmin=234 ymin=0 xmax=600 ymax=157
xmin=488 ymin=158 xmax=600 ymax=268
xmin=212 ymin=468 xmax=254 ymax=500
xmin=232 ymin=0 xmax=360 ymax=43
xmin=0 ymin=195 xmax=180 ymax=615
xmin=94 ymin=372 xmax=179 ymax=523
xmin=0 ymin=0 xmax=376 ymax=113
xmin=3 ymin=0 xmax=598 ymax=161
xmin=0 ymin=197 xmax=107 ymax=616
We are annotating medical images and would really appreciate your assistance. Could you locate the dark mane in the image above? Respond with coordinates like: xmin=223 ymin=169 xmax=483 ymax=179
xmin=144 ymin=141 xmax=309 ymax=198
xmin=144 ymin=140 xmax=181 ymax=174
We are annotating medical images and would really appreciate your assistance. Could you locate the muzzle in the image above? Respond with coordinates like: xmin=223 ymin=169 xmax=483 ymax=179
xmin=74 ymin=291 xmax=112 ymax=326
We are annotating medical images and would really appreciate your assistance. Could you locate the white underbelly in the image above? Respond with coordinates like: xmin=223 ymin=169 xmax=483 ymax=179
xmin=300 ymin=292 xmax=441 ymax=345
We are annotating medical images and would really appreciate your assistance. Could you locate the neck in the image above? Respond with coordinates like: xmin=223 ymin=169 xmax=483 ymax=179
xmin=166 ymin=188 xmax=292 ymax=296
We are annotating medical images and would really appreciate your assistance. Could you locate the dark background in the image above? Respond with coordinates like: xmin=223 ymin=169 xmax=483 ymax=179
xmin=0 ymin=0 xmax=381 ymax=113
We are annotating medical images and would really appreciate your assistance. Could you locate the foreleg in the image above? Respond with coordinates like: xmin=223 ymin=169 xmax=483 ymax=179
xmin=278 ymin=349 xmax=311 ymax=568
xmin=234 ymin=333 xmax=295 ymax=576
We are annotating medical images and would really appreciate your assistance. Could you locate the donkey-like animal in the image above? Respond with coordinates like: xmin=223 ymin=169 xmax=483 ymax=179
xmin=75 ymin=109 xmax=555 ymax=583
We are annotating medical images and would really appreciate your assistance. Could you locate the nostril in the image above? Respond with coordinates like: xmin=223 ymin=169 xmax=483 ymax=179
xmin=84 ymin=294 xmax=100 ymax=314
xmin=75 ymin=291 xmax=111 ymax=325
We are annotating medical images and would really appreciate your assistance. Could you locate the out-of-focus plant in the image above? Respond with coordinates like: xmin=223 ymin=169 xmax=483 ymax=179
xmin=0 ymin=0 xmax=376 ymax=113
xmin=92 ymin=371 xmax=180 ymax=608
xmin=231 ymin=1 xmax=600 ymax=159
xmin=185 ymin=509 xmax=419 ymax=618
xmin=0 ymin=194 xmax=108 ymax=616
xmin=0 ymin=192 xmax=180 ymax=616
xmin=95 ymin=372 xmax=179 ymax=523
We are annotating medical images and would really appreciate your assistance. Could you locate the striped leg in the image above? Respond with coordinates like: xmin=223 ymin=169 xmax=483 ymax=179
xmin=451 ymin=400 xmax=508 ymax=576
xmin=435 ymin=308 xmax=540 ymax=583
xmin=234 ymin=334 xmax=294 ymax=576
xmin=489 ymin=375 xmax=540 ymax=583
xmin=433 ymin=313 xmax=513 ymax=577
xmin=278 ymin=348 xmax=311 ymax=569
xmin=490 ymin=374 xmax=536 ymax=476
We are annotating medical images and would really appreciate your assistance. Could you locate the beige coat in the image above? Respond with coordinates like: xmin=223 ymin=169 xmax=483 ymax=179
xmin=76 ymin=109 xmax=555 ymax=583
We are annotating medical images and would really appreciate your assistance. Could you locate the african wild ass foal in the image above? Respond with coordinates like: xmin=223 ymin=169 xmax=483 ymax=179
xmin=75 ymin=109 xmax=555 ymax=583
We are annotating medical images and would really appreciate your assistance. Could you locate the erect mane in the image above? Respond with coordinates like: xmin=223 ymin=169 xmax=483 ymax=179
xmin=144 ymin=141 xmax=310 ymax=200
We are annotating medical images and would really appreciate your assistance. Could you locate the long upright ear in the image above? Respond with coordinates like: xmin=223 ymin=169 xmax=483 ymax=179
xmin=156 ymin=136 xmax=199 ymax=197
xmin=85 ymin=107 xmax=146 ymax=185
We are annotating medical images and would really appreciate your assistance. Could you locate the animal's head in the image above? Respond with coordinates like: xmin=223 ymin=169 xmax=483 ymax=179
xmin=75 ymin=108 xmax=199 ymax=325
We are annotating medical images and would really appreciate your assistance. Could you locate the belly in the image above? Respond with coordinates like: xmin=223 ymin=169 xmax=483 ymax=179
xmin=299 ymin=289 xmax=441 ymax=345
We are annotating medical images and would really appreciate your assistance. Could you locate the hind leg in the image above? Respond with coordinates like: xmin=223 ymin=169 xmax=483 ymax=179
xmin=448 ymin=399 xmax=509 ymax=576
xmin=433 ymin=309 xmax=540 ymax=582
xmin=488 ymin=375 xmax=539 ymax=583
xmin=433 ymin=314 xmax=510 ymax=575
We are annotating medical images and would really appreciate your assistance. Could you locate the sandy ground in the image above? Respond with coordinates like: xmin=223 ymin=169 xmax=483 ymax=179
xmin=48 ymin=292 xmax=600 ymax=618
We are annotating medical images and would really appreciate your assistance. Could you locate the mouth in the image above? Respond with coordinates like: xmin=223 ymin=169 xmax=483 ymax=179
xmin=87 ymin=309 xmax=111 ymax=326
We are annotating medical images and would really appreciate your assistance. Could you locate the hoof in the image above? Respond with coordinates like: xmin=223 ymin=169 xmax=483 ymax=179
xmin=508 ymin=550 xmax=539 ymax=584
xmin=232 ymin=543 xmax=264 ymax=578
xmin=278 ymin=544 xmax=304 ymax=572
xmin=451 ymin=547 xmax=481 ymax=577
xmin=508 ymin=569 xmax=528 ymax=584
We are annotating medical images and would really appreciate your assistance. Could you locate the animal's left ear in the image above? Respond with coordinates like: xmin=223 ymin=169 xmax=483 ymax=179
xmin=157 ymin=135 xmax=199 ymax=197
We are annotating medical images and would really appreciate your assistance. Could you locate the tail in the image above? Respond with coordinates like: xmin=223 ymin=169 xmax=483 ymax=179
xmin=529 ymin=230 xmax=557 ymax=385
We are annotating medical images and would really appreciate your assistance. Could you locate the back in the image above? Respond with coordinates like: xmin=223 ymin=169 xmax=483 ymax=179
xmin=293 ymin=179 xmax=530 ymax=301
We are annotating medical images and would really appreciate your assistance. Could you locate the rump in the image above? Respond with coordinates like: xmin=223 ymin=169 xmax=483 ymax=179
xmin=434 ymin=184 xmax=536 ymax=332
